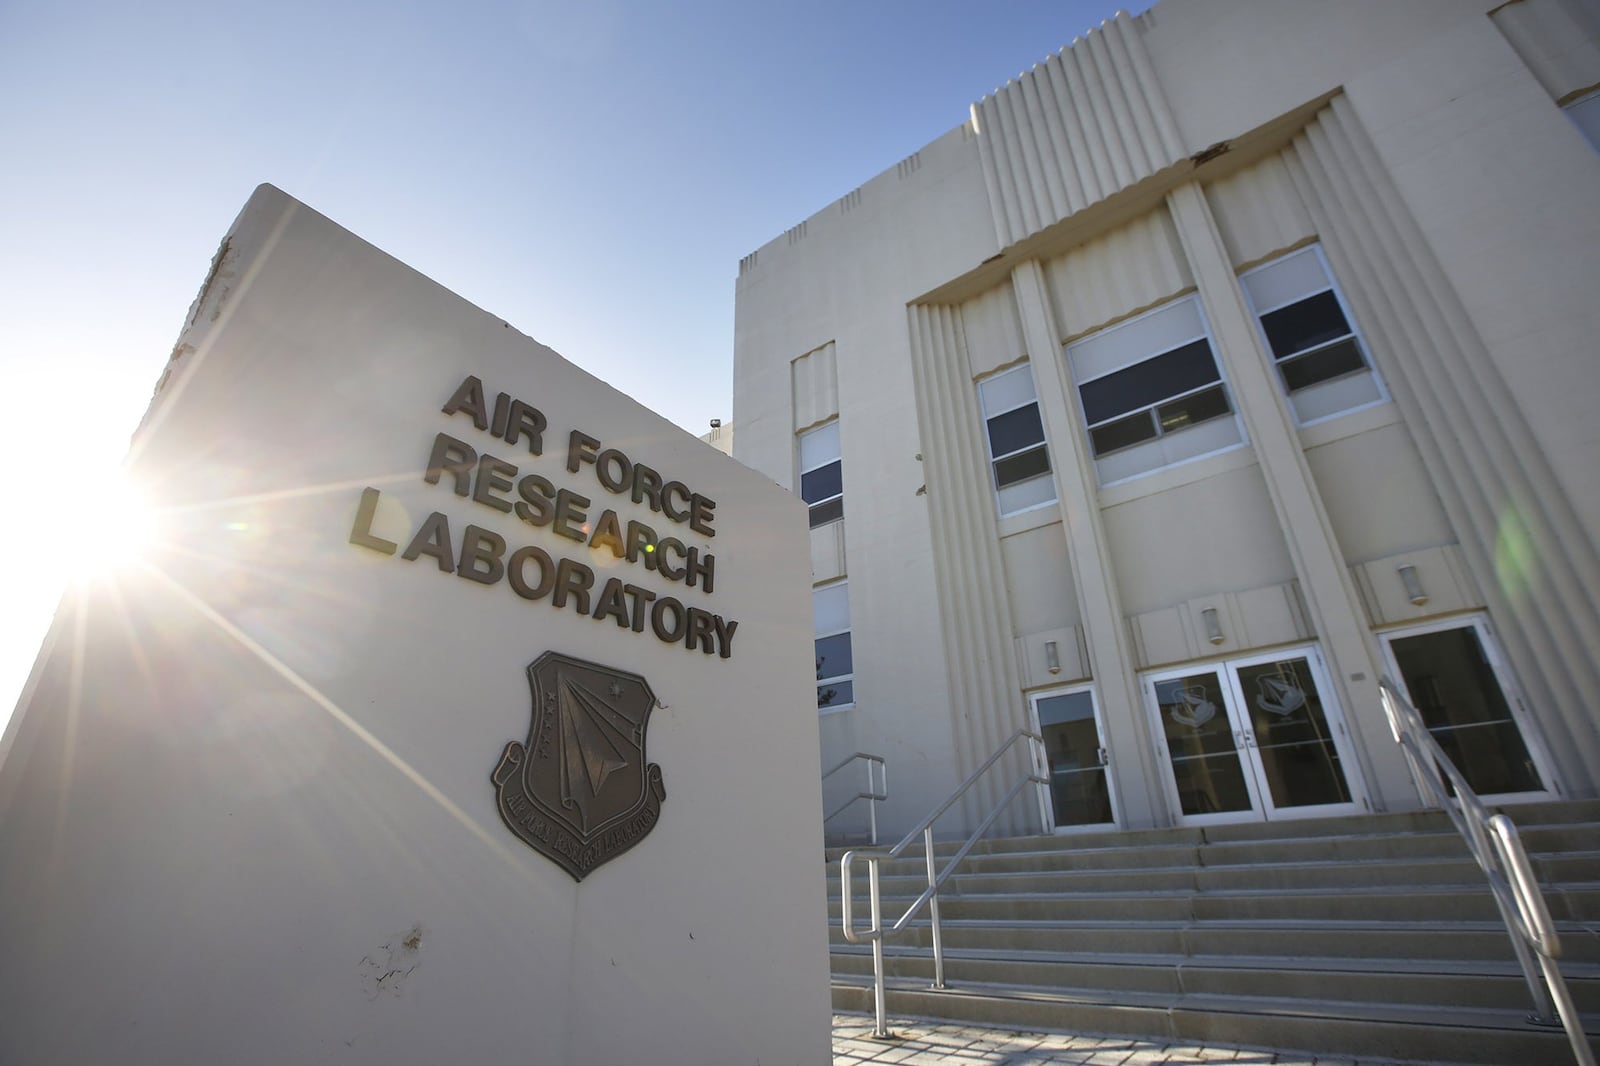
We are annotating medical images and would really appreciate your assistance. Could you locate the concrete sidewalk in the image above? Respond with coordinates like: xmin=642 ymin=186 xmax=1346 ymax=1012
xmin=831 ymin=1013 xmax=1454 ymax=1065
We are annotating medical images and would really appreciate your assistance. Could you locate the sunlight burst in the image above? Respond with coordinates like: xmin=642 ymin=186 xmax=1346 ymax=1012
xmin=72 ymin=474 xmax=159 ymax=579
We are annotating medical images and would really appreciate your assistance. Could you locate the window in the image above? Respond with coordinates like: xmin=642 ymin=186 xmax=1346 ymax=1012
xmin=1241 ymin=245 xmax=1385 ymax=424
xmin=1566 ymin=89 xmax=1600 ymax=152
xmin=977 ymin=364 xmax=1055 ymax=515
xmin=1065 ymin=296 xmax=1244 ymax=484
xmin=798 ymin=421 xmax=842 ymax=528
xmin=813 ymin=581 xmax=853 ymax=710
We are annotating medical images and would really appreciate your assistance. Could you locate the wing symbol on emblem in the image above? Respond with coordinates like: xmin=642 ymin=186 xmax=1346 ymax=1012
xmin=557 ymin=669 xmax=638 ymax=827
xmin=1255 ymin=676 xmax=1306 ymax=717
xmin=1168 ymin=687 xmax=1216 ymax=729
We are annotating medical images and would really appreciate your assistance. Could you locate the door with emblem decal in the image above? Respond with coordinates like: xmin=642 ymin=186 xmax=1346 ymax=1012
xmin=1144 ymin=646 xmax=1365 ymax=825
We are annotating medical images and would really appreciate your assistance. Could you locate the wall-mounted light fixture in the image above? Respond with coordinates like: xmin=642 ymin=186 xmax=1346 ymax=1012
xmin=1045 ymin=640 xmax=1061 ymax=675
xmin=1398 ymin=564 xmax=1427 ymax=606
xmin=1201 ymin=607 xmax=1225 ymax=645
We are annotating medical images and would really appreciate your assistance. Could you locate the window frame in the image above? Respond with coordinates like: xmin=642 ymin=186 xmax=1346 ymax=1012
xmin=797 ymin=420 xmax=843 ymax=528
xmin=1065 ymin=294 xmax=1247 ymax=486
xmin=976 ymin=363 xmax=1057 ymax=518
xmin=813 ymin=579 xmax=854 ymax=713
xmin=1375 ymin=613 xmax=1560 ymax=803
xmin=1239 ymin=243 xmax=1388 ymax=427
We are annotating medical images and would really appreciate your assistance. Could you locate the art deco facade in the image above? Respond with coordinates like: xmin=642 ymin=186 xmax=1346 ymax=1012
xmin=732 ymin=0 xmax=1600 ymax=841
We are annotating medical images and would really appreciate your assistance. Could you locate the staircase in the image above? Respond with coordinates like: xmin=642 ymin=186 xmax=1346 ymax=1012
xmin=827 ymin=800 xmax=1600 ymax=1064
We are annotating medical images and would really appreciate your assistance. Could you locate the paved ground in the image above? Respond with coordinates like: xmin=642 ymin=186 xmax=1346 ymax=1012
xmin=831 ymin=1013 xmax=1444 ymax=1065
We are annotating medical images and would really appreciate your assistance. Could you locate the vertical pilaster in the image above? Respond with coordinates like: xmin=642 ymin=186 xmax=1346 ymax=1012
xmin=1164 ymin=181 xmax=1407 ymax=811
xmin=1011 ymin=261 xmax=1164 ymax=829
xmin=907 ymin=304 xmax=1036 ymax=833
xmin=1285 ymin=97 xmax=1600 ymax=793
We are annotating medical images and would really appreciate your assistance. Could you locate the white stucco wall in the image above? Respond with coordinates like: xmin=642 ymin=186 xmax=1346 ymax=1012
xmin=0 ymin=185 xmax=830 ymax=1066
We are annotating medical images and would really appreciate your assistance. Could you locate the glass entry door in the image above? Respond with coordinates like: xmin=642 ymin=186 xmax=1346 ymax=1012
xmin=1381 ymin=618 xmax=1553 ymax=800
xmin=1146 ymin=648 xmax=1364 ymax=825
xmin=1030 ymin=688 xmax=1117 ymax=830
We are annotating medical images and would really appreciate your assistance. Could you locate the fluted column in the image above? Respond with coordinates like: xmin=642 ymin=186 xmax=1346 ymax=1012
xmin=1283 ymin=98 xmax=1600 ymax=791
xmin=1011 ymin=260 xmax=1164 ymax=828
xmin=971 ymin=11 xmax=1185 ymax=248
xmin=1165 ymin=180 xmax=1402 ymax=811
xmin=907 ymin=303 xmax=1035 ymax=832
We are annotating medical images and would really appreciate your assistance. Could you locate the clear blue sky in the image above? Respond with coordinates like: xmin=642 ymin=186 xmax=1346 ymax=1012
xmin=0 ymin=0 xmax=1143 ymax=726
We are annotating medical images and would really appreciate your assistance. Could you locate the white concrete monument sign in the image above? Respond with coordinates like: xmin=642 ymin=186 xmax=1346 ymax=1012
xmin=0 ymin=185 xmax=830 ymax=1065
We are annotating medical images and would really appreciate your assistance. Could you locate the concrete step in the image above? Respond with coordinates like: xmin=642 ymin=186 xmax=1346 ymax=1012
xmin=828 ymin=821 xmax=1600 ymax=876
xmin=830 ymin=977 xmax=1600 ymax=1065
xmin=829 ymin=851 xmax=1600 ymax=895
xmin=1503 ymin=799 xmax=1600 ymax=824
xmin=829 ymin=917 xmax=1600 ymax=965
xmin=823 ymin=803 xmax=1600 ymax=864
xmin=828 ymin=882 xmax=1600 ymax=924
xmin=834 ymin=831 xmax=1472 ymax=877
xmin=822 ymin=800 xmax=1600 ymax=1060
xmin=830 ymin=944 xmax=1600 ymax=1013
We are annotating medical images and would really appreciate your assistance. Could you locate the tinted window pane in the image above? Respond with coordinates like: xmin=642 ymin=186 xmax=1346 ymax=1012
xmin=1079 ymin=339 xmax=1220 ymax=424
xmin=1235 ymin=658 xmax=1351 ymax=809
xmin=800 ymin=460 xmax=842 ymax=504
xmin=986 ymin=402 xmax=1046 ymax=458
xmin=1089 ymin=410 xmax=1157 ymax=456
xmin=1156 ymin=385 xmax=1231 ymax=433
xmin=1260 ymin=291 xmax=1350 ymax=358
xmin=1279 ymin=338 xmax=1365 ymax=392
xmin=1036 ymin=692 xmax=1114 ymax=828
xmin=1153 ymin=672 xmax=1251 ymax=815
xmin=808 ymin=496 xmax=843 ymax=528
xmin=994 ymin=445 xmax=1051 ymax=488
xmin=1389 ymin=627 xmax=1543 ymax=795
xmin=814 ymin=632 xmax=854 ymax=679
xmin=817 ymin=679 xmax=855 ymax=708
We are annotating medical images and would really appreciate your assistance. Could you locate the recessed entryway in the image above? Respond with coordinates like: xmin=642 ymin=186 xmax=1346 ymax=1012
xmin=1143 ymin=646 xmax=1366 ymax=825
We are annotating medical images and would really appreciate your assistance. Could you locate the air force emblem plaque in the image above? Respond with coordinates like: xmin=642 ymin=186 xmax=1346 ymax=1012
xmin=491 ymin=652 xmax=666 ymax=881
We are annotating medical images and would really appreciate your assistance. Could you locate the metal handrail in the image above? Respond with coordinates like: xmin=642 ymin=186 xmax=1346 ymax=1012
xmin=1378 ymin=677 xmax=1594 ymax=1066
xmin=822 ymin=752 xmax=888 ymax=845
xmin=838 ymin=729 xmax=1050 ymax=1039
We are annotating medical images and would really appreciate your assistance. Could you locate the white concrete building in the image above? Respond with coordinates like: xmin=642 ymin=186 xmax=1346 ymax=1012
xmin=733 ymin=0 xmax=1600 ymax=843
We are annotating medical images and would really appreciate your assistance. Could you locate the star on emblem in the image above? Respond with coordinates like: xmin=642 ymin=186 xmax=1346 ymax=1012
xmin=608 ymin=680 xmax=624 ymax=699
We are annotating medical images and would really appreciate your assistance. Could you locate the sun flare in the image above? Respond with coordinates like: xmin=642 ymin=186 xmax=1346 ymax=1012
xmin=69 ymin=472 xmax=160 ymax=580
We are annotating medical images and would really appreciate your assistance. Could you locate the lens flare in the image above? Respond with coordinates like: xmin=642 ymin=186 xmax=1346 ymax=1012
xmin=74 ymin=475 xmax=159 ymax=579
xmin=1494 ymin=505 xmax=1536 ymax=605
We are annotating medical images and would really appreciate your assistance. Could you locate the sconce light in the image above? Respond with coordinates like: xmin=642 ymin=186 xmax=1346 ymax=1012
xmin=1398 ymin=564 xmax=1428 ymax=606
xmin=1201 ymin=607 xmax=1225 ymax=645
xmin=1045 ymin=640 xmax=1061 ymax=675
